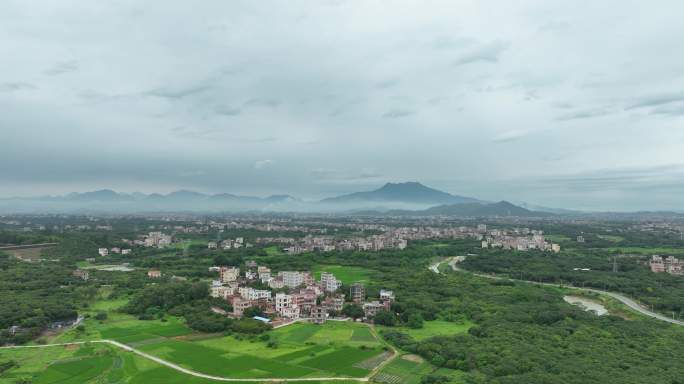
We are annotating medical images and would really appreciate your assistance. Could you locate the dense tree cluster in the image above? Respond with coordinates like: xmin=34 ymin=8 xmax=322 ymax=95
xmin=462 ymin=249 xmax=684 ymax=314
xmin=0 ymin=252 xmax=85 ymax=345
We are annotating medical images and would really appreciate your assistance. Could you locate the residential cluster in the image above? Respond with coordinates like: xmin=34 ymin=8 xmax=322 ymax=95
xmin=256 ymin=234 xmax=408 ymax=255
xmin=649 ymin=255 xmax=683 ymax=275
xmin=208 ymin=262 xmax=393 ymax=325
xmin=481 ymin=229 xmax=561 ymax=252
xmin=97 ymin=247 xmax=132 ymax=257
xmin=121 ymin=231 xmax=173 ymax=248
xmin=207 ymin=237 xmax=253 ymax=250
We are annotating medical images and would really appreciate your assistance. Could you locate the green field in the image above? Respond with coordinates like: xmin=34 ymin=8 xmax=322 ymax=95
xmin=545 ymin=234 xmax=571 ymax=242
xmin=312 ymin=265 xmax=373 ymax=284
xmin=0 ymin=343 xmax=222 ymax=384
xmin=379 ymin=320 xmax=473 ymax=341
xmin=48 ymin=296 xmax=193 ymax=346
xmin=137 ymin=321 xmax=388 ymax=379
xmin=264 ymin=245 xmax=283 ymax=256
xmin=2 ymin=322 xmax=393 ymax=383
xmin=597 ymin=235 xmax=625 ymax=243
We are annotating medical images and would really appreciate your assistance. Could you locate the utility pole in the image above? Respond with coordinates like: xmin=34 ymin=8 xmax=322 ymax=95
xmin=612 ymin=256 xmax=618 ymax=273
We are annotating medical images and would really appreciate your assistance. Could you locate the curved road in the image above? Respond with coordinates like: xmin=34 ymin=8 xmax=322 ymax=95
xmin=431 ymin=257 xmax=684 ymax=327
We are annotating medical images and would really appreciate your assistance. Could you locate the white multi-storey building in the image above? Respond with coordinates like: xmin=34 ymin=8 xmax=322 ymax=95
xmin=239 ymin=287 xmax=271 ymax=301
xmin=320 ymin=272 xmax=342 ymax=293
xmin=279 ymin=271 xmax=304 ymax=288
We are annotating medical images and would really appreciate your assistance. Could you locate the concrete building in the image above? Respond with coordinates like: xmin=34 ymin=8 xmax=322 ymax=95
xmin=320 ymin=272 xmax=342 ymax=293
xmin=279 ymin=271 xmax=304 ymax=288
xmin=98 ymin=248 xmax=108 ymax=257
xmin=363 ymin=300 xmax=390 ymax=318
xmin=220 ymin=266 xmax=240 ymax=283
xmin=310 ymin=306 xmax=327 ymax=324
xmin=350 ymin=283 xmax=365 ymax=303
xmin=72 ymin=269 xmax=89 ymax=281
xmin=380 ymin=289 xmax=394 ymax=301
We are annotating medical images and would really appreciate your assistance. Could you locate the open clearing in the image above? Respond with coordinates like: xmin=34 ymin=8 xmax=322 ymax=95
xmin=379 ymin=320 xmax=473 ymax=341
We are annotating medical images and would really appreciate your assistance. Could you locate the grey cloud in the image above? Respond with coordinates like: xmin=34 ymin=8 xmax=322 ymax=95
xmin=626 ymin=93 xmax=684 ymax=110
xmin=376 ymin=79 xmax=400 ymax=89
xmin=454 ymin=41 xmax=509 ymax=66
xmin=146 ymin=84 xmax=211 ymax=99
xmin=44 ymin=61 xmax=78 ymax=75
xmin=382 ymin=109 xmax=413 ymax=119
xmin=2 ymin=2 xmax=684 ymax=210
xmin=0 ymin=82 xmax=36 ymax=92
xmin=244 ymin=98 xmax=280 ymax=108
xmin=214 ymin=105 xmax=242 ymax=116
xmin=555 ymin=108 xmax=613 ymax=121
xmin=650 ymin=103 xmax=684 ymax=116
xmin=492 ymin=130 xmax=529 ymax=143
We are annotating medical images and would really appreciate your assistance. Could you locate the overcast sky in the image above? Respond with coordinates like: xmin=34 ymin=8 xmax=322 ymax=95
xmin=2 ymin=1 xmax=684 ymax=211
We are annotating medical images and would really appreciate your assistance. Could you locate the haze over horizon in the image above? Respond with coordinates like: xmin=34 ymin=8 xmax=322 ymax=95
xmin=3 ymin=1 xmax=684 ymax=211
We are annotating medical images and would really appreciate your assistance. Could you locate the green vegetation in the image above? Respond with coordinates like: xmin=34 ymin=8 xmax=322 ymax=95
xmin=380 ymin=320 xmax=473 ymax=341
xmin=136 ymin=321 xmax=386 ymax=379
xmin=2 ymin=218 xmax=684 ymax=384
xmin=461 ymin=249 xmax=684 ymax=315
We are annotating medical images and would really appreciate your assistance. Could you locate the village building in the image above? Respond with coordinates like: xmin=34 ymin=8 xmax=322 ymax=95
xmin=350 ymin=283 xmax=365 ymax=303
xmin=320 ymin=272 xmax=342 ymax=293
xmin=220 ymin=266 xmax=240 ymax=283
xmin=72 ymin=269 xmax=89 ymax=281
xmin=310 ymin=306 xmax=327 ymax=324
xmin=147 ymin=269 xmax=162 ymax=278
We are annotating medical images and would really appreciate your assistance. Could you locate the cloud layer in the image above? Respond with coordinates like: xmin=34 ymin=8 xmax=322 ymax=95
xmin=1 ymin=0 xmax=684 ymax=211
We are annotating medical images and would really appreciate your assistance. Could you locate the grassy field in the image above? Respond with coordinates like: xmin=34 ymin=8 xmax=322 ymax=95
xmin=597 ymin=235 xmax=625 ymax=243
xmin=379 ymin=320 xmax=473 ymax=341
xmin=0 ymin=342 xmax=366 ymax=384
xmin=28 ymin=303 xmax=391 ymax=382
xmin=137 ymin=321 xmax=388 ymax=379
xmin=545 ymin=234 xmax=571 ymax=243
xmin=312 ymin=265 xmax=373 ymax=284
xmin=47 ymin=295 xmax=193 ymax=346
xmin=264 ymin=245 xmax=283 ymax=256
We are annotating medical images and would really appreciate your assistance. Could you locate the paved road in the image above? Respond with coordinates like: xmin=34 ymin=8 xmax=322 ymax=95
xmin=431 ymin=257 xmax=684 ymax=327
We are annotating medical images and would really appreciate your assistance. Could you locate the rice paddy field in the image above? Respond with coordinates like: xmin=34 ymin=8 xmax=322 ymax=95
xmin=2 ymin=299 xmax=394 ymax=384
xmin=136 ymin=321 xmax=389 ymax=379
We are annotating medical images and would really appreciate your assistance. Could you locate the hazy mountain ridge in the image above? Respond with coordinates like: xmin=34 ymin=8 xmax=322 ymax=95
xmin=0 ymin=183 xmax=627 ymax=216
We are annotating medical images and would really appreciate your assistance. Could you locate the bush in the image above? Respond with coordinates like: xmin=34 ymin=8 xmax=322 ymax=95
xmin=94 ymin=312 xmax=107 ymax=321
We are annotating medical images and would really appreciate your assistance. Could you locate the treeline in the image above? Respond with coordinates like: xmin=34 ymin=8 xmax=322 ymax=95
xmin=0 ymin=230 xmax=59 ymax=246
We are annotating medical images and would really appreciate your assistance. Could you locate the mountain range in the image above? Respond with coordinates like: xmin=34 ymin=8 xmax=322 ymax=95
xmin=0 ymin=182 xmax=553 ymax=216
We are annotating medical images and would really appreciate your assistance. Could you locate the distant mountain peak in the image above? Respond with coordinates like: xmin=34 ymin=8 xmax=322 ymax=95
xmin=320 ymin=181 xmax=480 ymax=206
